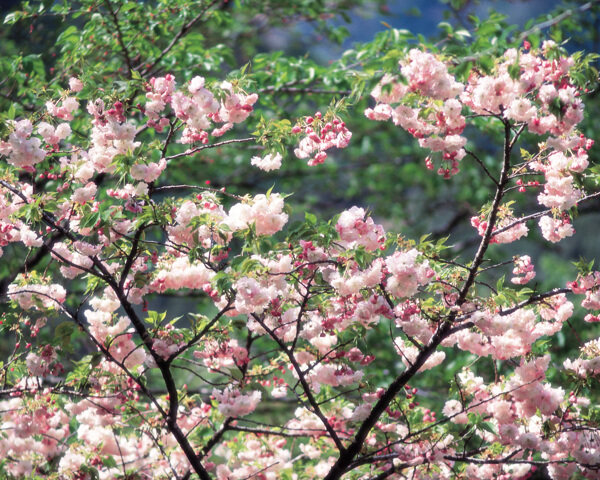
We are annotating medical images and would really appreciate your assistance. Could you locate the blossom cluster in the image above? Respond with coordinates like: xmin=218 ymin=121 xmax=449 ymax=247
xmin=511 ymin=255 xmax=536 ymax=285
xmin=365 ymin=49 xmax=467 ymax=177
xmin=364 ymin=41 xmax=593 ymax=195
xmin=145 ymin=74 xmax=257 ymax=142
xmin=293 ymin=111 xmax=352 ymax=166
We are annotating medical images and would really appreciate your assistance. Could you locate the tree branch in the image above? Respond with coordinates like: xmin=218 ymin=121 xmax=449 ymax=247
xmin=164 ymin=137 xmax=255 ymax=162
xmin=103 ymin=0 xmax=134 ymax=78
xmin=323 ymin=118 xmax=517 ymax=480
xmin=140 ymin=0 xmax=221 ymax=77
xmin=518 ymin=1 xmax=597 ymax=41
xmin=252 ymin=313 xmax=347 ymax=453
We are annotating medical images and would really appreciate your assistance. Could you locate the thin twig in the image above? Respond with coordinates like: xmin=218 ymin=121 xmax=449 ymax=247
xmin=152 ymin=184 xmax=244 ymax=201
xmin=519 ymin=1 xmax=596 ymax=40
xmin=464 ymin=148 xmax=498 ymax=186
xmin=259 ymin=85 xmax=352 ymax=96
xmin=165 ymin=137 xmax=255 ymax=161
xmin=492 ymin=191 xmax=600 ymax=237
xmin=141 ymin=0 xmax=221 ymax=77
xmin=103 ymin=0 xmax=134 ymax=77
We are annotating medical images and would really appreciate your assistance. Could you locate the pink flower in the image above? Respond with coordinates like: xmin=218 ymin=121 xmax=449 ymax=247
xmin=467 ymin=74 xmax=519 ymax=115
xmin=145 ymin=74 xmax=176 ymax=123
xmin=442 ymin=399 xmax=467 ymax=423
xmin=539 ymin=215 xmax=574 ymax=243
xmin=401 ymin=49 xmax=463 ymax=100
xmin=336 ymin=206 xmax=386 ymax=252
xmin=194 ymin=339 xmax=248 ymax=371
xmin=218 ymin=82 xmax=258 ymax=124
xmin=58 ymin=452 xmax=86 ymax=474
xmin=308 ymin=364 xmax=364 ymax=390
xmin=505 ymin=97 xmax=537 ymax=123
xmin=364 ymin=103 xmax=392 ymax=121
xmin=26 ymin=346 xmax=56 ymax=377
xmin=511 ymin=255 xmax=536 ymax=284
xmin=8 ymin=280 xmax=66 ymax=310
xmin=293 ymin=113 xmax=352 ymax=166
xmin=152 ymin=338 xmax=182 ymax=360
xmin=212 ymin=387 xmax=261 ymax=417
xmin=37 ymin=122 xmax=71 ymax=145
xmin=3 ymin=119 xmax=46 ymax=168
xmin=472 ymin=214 xmax=529 ymax=244
xmin=396 ymin=342 xmax=445 ymax=371
xmin=211 ymin=122 xmax=233 ymax=137
xmin=385 ymin=249 xmax=434 ymax=298
xmin=71 ymin=182 xmax=97 ymax=204
xmin=222 ymin=193 xmax=288 ymax=236
xmin=68 ymin=77 xmax=83 ymax=92
xmin=130 ymin=158 xmax=167 ymax=183
xmin=233 ymin=276 xmax=277 ymax=314
xmin=582 ymin=289 xmax=600 ymax=310
xmin=16 ymin=225 xmax=42 ymax=248
xmin=151 ymin=256 xmax=214 ymax=293
xmin=364 ymin=50 xmax=469 ymax=178
xmin=46 ymin=97 xmax=79 ymax=120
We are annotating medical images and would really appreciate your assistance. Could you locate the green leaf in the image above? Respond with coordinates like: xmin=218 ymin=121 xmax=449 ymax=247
xmin=508 ymin=61 xmax=520 ymax=81
xmin=6 ymin=103 xmax=16 ymax=120
xmin=496 ymin=275 xmax=505 ymax=292
xmin=305 ymin=212 xmax=317 ymax=225
xmin=146 ymin=310 xmax=167 ymax=327
xmin=237 ymin=258 xmax=262 ymax=275
xmin=4 ymin=12 xmax=23 ymax=25
xmin=56 ymin=25 xmax=80 ymax=46
xmin=80 ymin=212 xmax=101 ymax=230
xmin=480 ymin=421 xmax=498 ymax=435
xmin=213 ymin=271 xmax=233 ymax=293
xmin=54 ymin=322 xmax=77 ymax=352
xmin=80 ymin=465 xmax=99 ymax=480
xmin=55 ymin=321 xmax=75 ymax=340
xmin=102 ymin=456 xmax=118 ymax=468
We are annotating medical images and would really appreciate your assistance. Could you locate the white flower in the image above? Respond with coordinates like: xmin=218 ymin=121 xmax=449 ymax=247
xmin=251 ymin=152 xmax=282 ymax=171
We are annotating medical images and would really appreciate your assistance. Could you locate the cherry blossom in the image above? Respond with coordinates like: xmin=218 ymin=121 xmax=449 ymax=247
xmin=250 ymin=152 xmax=282 ymax=171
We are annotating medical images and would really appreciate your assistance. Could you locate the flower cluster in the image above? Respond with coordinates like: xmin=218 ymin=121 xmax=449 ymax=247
xmin=87 ymin=98 xmax=140 ymax=174
xmin=250 ymin=152 xmax=282 ymax=171
xmin=365 ymin=49 xmax=466 ymax=177
xmin=7 ymin=278 xmax=66 ymax=310
xmin=336 ymin=206 xmax=386 ymax=251
xmin=212 ymin=387 xmax=262 ymax=417
xmin=385 ymin=248 xmax=434 ymax=298
xmin=462 ymin=42 xmax=583 ymax=133
xmin=223 ymin=193 xmax=288 ymax=236
xmin=532 ymin=149 xmax=588 ymax=212
xmin=293 ymin=111 xmax=352 ymax=166
xmin=145 ymin=75 xmax=257 ymax=143
xmin=511 ymin=255 xmax=536 ymax=285
xmin=539 ymin=214 xmax=574 ymax=243
xmin=471 ymin=213 xmax=529 ymax=244
xmin=0 ymin=119 xmax=46 ymax=169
